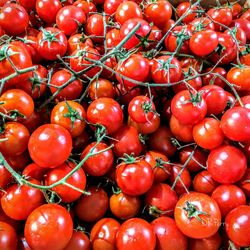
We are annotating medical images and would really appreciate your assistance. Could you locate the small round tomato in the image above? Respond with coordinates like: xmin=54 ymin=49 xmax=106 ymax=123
xmin=176 ymin=2 xmax=198 ymax=23
xmin=74 ymin=0 xmax=97 ymax=15
xmin=224 ymin=27 xmax=246 ymax=45
xmin=231 ymin=18 xmax=250 ymax=40
xmin=238 ymin=168 xmax=250 ymax=198
xmin=0 ymin=163 xmax=12 ymax=189
xmin=207 ymin=145 xmax=247 ymax=184
xmin=28 ymin=124 xmax=72 ymax=168
xmin=22 ymin=163 xmax=47 ymax=180
xmin=24 ymin=204 xmax=73 ymax=250
xmin=190 ymin=17 xmax=215 ymax=30
xmin=174 ymin=192 xmax=221 ymax=239
xmin=202 ymin=67 xmax=227 ymax=88
xmin=0 ymin=222 xmax=18 ymax=250
xmin=64 ymin=230 xmax=90 ymax=250
xmin=116 ymin=218 xmax=156 ymax=250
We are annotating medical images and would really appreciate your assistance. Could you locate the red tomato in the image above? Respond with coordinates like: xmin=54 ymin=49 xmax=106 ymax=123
xmin=176 ymin=2 xmax=197 ymax=23
xmin=104 ymin=0 xmax=123 ymax=15
xmin=64 ymin=230 xmax=90 ymax=250
xmin=231 ymin=18 xmax=250 ymax=40
xmin=202 ymin=67 xmax=227 ymax=88
xmin=22 ymin=163 xmax=47 ymax=180
xmin=0 ymin=222 xmax=18 ymax=250
xmin=238 ymin=168 xmax=250 ymax=198
xmin=0 ymin=162 xmax=12 ymax=188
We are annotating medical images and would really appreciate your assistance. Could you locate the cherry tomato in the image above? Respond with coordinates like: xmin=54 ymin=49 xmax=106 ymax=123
xmin=0 ymin=222 xmax=18 ymax=250
xmin=74 ymin=0 xmax=97 ymax=15
xmin=202 ymin=67 xmax=227 ymax=88
xmin=176 ymin=2 xmax=197 ymax=23
xmin=22 ymin=163 xmax=47 ymax=180
xmin=64 ymin=230 xmax=90 ymax=250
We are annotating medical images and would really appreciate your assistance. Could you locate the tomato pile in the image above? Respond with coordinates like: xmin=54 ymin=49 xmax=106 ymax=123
xmin=0 ymin=0 xmax=250 ymax=249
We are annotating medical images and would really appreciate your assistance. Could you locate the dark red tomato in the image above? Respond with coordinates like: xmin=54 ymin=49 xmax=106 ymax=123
xmin=224 ymin=27 xmax=246 ymax=45
xmin=18 ymin=0 xmax=36 ymax=11
xmin=151 ymin=55 xmax=182 ymax=84
xmin=46 ymin=162 xmax=86 ymax=203
xmin=144 ymin=0 xmax=172 ymax=29
xmin=0 ymin=3 xmax=29 ymax=35
xmin=81 ymin=142 xmax=114 ymax=176
xmin=64 ymin=230 xmax=90 ymax=250
xmin=236 ymin=95 xmax=250 ymax=109
xmin=0 ymin=163 xmax=12 ymax=188
xmin=148 ymin=126 xmax=177 ymax=157
xmin=101 ymin=57 xmax=117 ymax=80
xmin=106 ymin=28 xmax=121 ymax=48
xmin=171 ymin=90 xmax=207 ymax=125
xmin=110 ymin=192 xmax=141 ymax=220
xmin=1 ymin=179 xmax=44 ymax=220
xmin=221 ymin=107 xmax=250 ymax=142
xmin=180 ymin=57 xmax=202 ymax=72
xmin=120 ymin=18 xmax=151 ymax=50
xmin=231 ymin=18 xmax=250 ymax=40
xmin=188 ymin=232 xmax=222 ymax=250
xmin=116 ymin=159 xmax=154 ymax=196
xmin=115 ymin=1 xmax=142 ymax=24
xmin=50 ymin=69 xmax=83 ymax=100
xmin=145 ymin=183 xmax=178 ymax=217
xmin=193 ymin=118 xmax=224 ymax=150
xmin=170 ymin=164 xmax=192 ymax=195
xmin=207 ymin=7 xmax=233 ymax=31
xmin=0 ymin=222 xmax=18 ymax=250
xmin=176 ymin=2 xmax=197 ymax=23
xmin=241 ymin=9 xmax=250 ymax=21
xmin=226 ymin=66 xmax=250 ymax=91
xmin=207 ymin=145 xmax=247 ymax=184
xmin=190 ymin=30 xmax=218 ymax=57
xmin=190 ymin=17 xmax=215 ymax=31
xmin=151 ymin=217 xmax=188 ymax=250
xmin=37 ymin=27 xmax=67 ymax=61
xmin=104 ymin=0 xmax=123 ymax=15
xmin=21 ymin=110 xmax=41 ymax=133
xmin=25 ymin=204 xmax=73 ymax=250
xmin=116 ymin=53 xmax=150 ymax=88
xmin=212 ymin=185 xmax=246 ymax=218
xmin=179 ymin=147 xmax=207 ymax=172
xmin=0 ymin=205 xmax=20 ymax=230
xmin=75 ymin=186 xmax=109 ymax=222
xmin=238 ymin=168 xmax=250 ymax=198
xmin=225 ymin=205 xmax=250 ymax=247
xmin=170 ymin=115 xmax=194 ymax=143
xmin=116 ymin=218 xmax=156 ymax=250
xmin=231 ymin=2 xmax=242 ymax=17
xmin=22 ymin=163 xmax=47 ymax=180
xmin=72 ymin=130 xmax=90 ymax=153
xmin=112 ymin=125 xmax=143 ymax=157
xmin=193 ymin=170 xmax=218 ymax=195
xmin=87 ymin=97 xmax=123 ymax=134
xmin=28 ymin=124 xmax=72 ymax=168
xmin=90 ymin=218 xmax=120 ymax=250
xmin=36 ymin=0 xmax=62 ymax=23
xmin=0 ymin=122 xmax=30 ymax=156
xmin=5 ymin=150 xmax=30 ymax=172
xmin=202 ymin=67 xmax=227 ymax=88
xmin=174 ymin=192 xmax=221 ymax=239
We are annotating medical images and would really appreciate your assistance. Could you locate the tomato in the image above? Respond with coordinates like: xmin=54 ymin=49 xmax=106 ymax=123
xmin=190 ymin=17 xmax=215 ymax=31
xmin=106 ymin=28 xmax=121 ymax=49
xmin=81 ymin=142 xmax=114 ymax=176
xmin=115 ymin=1 xmax=142 ymax=24
xmin=241 ymin=9 xmax=250 ymax=21
xmin=116 ymin=218 xmax=156 ymax=250
xmin=212 ymin=185 xmax=246 ymax=218
xmin=110 ymin=192 xmax=141 ymax=220
xmin=145 ymin=183 xmax=178 ymax=217
xmin=116 ymin=159 xmax=154 ymax=196
xmin=207 ymin=145 xmax=247 ymax=184
xmin=1 ymin=179 xmax=44 ymax=220
xmin=74 ymin=0 xmax=97 ymax=15
xmin=50 ymin=101 xmax=86 ymax=137
xmin=171 ymin=90 xmax=207 ymax=125
xmin=25 ymin=204 xmax=73 ymax=250
xmin=238 ymin=168 xmax=250 ymax=198
xmin=87 ymin=97 xmax=123 ymax=134
xmin=18 ymin=236 xmax=32 ymax=250
xmin=0 ymin=162 xmax=12 ymax=188
xmin=193 ymin=170 xmax=218 ymax=195
xmin=151 ymin=55 xmax=182 ymax=84
xmin=189 ymin=30 xmax=218 ymax=57
xmin=144 ymin=0 xmax=172 ymax=29
xmin=176 ymin=2 xmax=197 ymax=23
xmin=36 ymin=0 xmax=62 ymax=23
xmin=67 ymin=33 xmax=93 ymax=54
xmin=231 ymin=18 xmax=250 ymax=40
xmin=225 ymin=205 xmax=250 ymax=247
xmin=90 ymin=218 xmax=120 ymax=250
xmin=151 ymin=217 xmax=188 ymax=250
xmin=179 ymin=57 xmax=202 ymax=72
xmin=56 ymin=6 xmax=86 ymax=35
xmin=22 ymin=163 xmax=47 ymax=180
xmin=46 ymin=161 xmax=86 ymax=203
xmin=50 ymin=69 xmax=83 ymax=100
xmin=116 ymin=53 xmax=150 ymax=88
xmin=5 ymin=150 xmax=31 ymax=172
xmin=104 ymin=0 xmax=122 ymax=15
xmin=64 ymin=230 xmax=90 ymax=250
xmin=202 ymin=67 xmax=227 ymax=88
xmin=75 ymin=186 xmax=109 ymax=222
xmin=221 ymin=107 xmax=250 ymax=142
xmin=225 ymin=26 xmax=246 ymax=45
xmin=174 ymin=192 xmax=221 ymax=239
xmin=0 ymin=222 xmax=18 ymax=250
xmin=28 ymin=124 xmax=72 ymax=168
xmin=0 ymin=3 xmax=29 ymax=35
xmin=0 ymin=122 xmax=30 ymax=156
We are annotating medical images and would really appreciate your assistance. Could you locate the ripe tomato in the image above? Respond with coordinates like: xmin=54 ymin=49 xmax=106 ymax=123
xmin=0 ymin=163 xmax=12 ymax=188
xmin=116 ymin=218 xmax=156 ymax=250
xmin=190 ymin=17 xmax=215 ymax=30
xmin=22 ymin=163 xmax=47 ymax=180
xmin=225 ymin=205 xmax=250 ymax=247
xmin=28 ymin=124 xmax=72 ymax=168
xmin=176 ymin=2 xmax=197 ymax=23
xmin=74 ymin=0 xmax=97 ymax=15
xmin=202 ymin=67 xmax=227 ymax=88
xmin=109 ymin=192 xmax=141 ymax=220
xmin=231 ymin=18 xmax=250 ymax=40
xmin=24 ymin=204 xmax=73 ymax=250
xmin=238 ymin=168 xmax=250 ymax=198
xmin=207 ymin=145 xmax=247 ymax=184
xmin=174 ymin=192 xmax=221 ymax=239
xmin=151 ymin=217 xmax=188 ymax=250
xmin=0 ymin=222 xmax=18 ymax=250
xmin=64 ymin=230 xmax=90 ymax=250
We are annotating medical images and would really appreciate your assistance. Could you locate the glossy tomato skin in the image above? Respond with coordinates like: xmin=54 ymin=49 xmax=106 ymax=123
xmin=174 ymin=192 xmax=221 ymax=239
xmin=212 ymin=185 xmax=246 ymax=218
xmin=74 ymin=0 xmax=97 ymax=15
xmin=225 ymin=205 xmax=250 ymax=247
xmin=207 ymin=145 xmax=247 ymax=184
xmin=24 ymin=204 xmax=73 ymax=250
xmin=176 ymin=2 xmax=197 ymax=23
xmin=116 ymin=218 xmax=156 ymax=250
xmin=151 ymin=217 xmax=188 ymax=250
xmin=64 ymin=230 xmax=90 ymax=250
xmin=238 ymin=168 xmax=250 ymax=198
xmin=104 ymin=0 xmax=123 ymax=16
xmin=87 ymin=97 xmax=123 ymax=134
xmin=0 ymin=163 xmax=12 ymax=188
xmin=28 ymin=124 xmax=72 ymax=168
xmin=202 ymin=67 xmax=227 ymax=88
xmin=22 ymin=163 xmax=47 ymax=180
xmin=0 ymin=222 xmax=18 ymax=250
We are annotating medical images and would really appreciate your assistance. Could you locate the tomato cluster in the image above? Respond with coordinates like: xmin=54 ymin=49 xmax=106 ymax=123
xmin=0 ymin=0 xmax=250 ymax=249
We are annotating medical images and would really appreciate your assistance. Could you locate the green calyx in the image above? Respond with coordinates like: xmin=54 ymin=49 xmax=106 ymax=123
xmin=39 ymin=28 xmax=61 ymax=48
xmin=183 ymin=201 xmax=208 ymax=224
xmin=63 ymin=101 xmax=83 ymax=128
